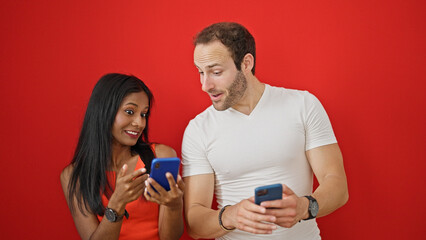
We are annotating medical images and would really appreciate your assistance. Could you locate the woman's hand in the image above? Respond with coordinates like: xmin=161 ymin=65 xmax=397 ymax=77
xmin=144 ymin=173 xmax=185 ymax=209
xmin=108 ymin=164 xmax=148 ymax=214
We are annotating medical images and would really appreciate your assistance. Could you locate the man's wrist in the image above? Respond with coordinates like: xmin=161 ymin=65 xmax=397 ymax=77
xmin=301 ymin=196 xmax=310 ymax=220
xmin=219 ymin=205 xmax=235 ymax=231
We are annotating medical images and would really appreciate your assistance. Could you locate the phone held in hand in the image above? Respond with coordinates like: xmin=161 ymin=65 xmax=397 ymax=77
xmin=254 ymin=183 xmax=283 ymax=205
xmin=150 ymin=157 xmax=180 ymax=191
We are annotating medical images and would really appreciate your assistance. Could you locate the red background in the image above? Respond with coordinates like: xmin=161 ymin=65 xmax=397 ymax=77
xmin=1 ymin=0 xmax=425 ymax=239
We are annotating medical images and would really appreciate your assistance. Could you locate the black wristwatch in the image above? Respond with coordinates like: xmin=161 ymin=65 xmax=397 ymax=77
xmin=304 ymin=196 xmax=319 ymax=220
xmin=105 ymin=208 xmax=125 ymax=222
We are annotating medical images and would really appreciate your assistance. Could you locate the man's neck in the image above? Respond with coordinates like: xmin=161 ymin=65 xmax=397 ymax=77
xmin=232 ymin=76 xmax=265 ymax=115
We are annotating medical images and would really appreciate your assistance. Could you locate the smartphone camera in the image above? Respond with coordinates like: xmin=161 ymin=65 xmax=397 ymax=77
xmin=154 ymin=162 xmax=160 ymax=169
xmin=256 ymin=189 xmax=268 ymax=197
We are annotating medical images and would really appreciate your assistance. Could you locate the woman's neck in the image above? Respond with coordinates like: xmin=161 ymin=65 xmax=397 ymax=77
xmin=111 ymin=143 xmax=134 ymax=171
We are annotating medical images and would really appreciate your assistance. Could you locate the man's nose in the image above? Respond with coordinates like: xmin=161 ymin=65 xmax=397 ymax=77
xmin=201 ymin=75 xmax=214 ymax=92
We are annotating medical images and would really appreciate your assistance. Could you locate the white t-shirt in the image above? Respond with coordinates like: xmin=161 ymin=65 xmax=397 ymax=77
xmin=182 ymin=84 xmax=337 ymax=240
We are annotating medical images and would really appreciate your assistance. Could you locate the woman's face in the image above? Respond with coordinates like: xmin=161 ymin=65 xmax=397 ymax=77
xmin=111 ymin=91 xmax=149 ymax=148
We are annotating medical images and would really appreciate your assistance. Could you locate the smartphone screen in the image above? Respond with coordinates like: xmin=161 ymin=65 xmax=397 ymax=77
xmin=254 ymin=183 xmax=283 ymax=205
xmin=150 ymin=157 xmax=180 ymax=191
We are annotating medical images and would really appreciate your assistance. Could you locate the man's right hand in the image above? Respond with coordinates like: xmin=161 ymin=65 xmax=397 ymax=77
xmin=222 ymin=197 xmax=278 ymax=234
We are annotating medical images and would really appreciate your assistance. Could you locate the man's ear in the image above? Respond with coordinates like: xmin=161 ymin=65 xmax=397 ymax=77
xmin=241 ymin=53 xmax=254 ymax=74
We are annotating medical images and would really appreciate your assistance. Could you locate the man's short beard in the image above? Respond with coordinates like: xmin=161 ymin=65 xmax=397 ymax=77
xmin=214 ymin=71 xmax=247 ymax=111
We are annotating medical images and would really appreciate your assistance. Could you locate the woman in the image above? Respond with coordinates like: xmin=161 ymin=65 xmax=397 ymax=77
xmin=60 ymin=73 xmax=184 ymax=240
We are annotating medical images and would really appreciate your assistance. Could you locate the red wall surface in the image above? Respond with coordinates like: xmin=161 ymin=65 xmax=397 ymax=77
xmin=0 ymin=0 xmax=425 ymax=239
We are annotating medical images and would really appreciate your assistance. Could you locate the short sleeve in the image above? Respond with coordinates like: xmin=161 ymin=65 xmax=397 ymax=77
xmin=304 ymin=92 xmax=337 ymax=150
xmin=181 ymin=119 xmax=214 ymax=177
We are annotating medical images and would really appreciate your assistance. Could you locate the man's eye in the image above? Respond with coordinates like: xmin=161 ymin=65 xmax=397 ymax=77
xmin=213 ymin=71 xmax=221 ymax=75
xmin=141 ymin=113 xmax=148 ymax=118
xmin=125 ymin=110 xmax=134 ymax=115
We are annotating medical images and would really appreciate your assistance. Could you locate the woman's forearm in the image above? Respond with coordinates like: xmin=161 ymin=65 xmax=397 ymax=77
xmin=158 ymin=205 xmax=184 ymax=240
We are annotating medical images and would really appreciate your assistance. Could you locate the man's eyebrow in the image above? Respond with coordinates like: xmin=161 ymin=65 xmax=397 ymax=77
xmin=194 ymin=63 xmax=221 ymax=69
xmin=207 ymin=63 xmax=221 ymax=68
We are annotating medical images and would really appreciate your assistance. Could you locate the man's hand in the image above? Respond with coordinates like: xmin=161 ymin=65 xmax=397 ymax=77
xmin=222 ymin=197 xmax=278 ymax=234
xmin=261 ymin=184 xmax=309 ymax=228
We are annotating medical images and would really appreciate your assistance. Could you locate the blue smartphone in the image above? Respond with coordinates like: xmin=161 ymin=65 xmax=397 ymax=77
xmin=150 ymin=157 xmax=180 ymax=191
xmin=254 ymin=183 xmax=283 ymax=205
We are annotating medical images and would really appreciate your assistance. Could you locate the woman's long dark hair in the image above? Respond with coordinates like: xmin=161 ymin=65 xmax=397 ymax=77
xmin=67 ymin=73 xmax=155 ymax=216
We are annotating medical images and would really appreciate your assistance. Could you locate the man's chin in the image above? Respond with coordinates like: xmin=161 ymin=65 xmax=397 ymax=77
xmin=213 ymin=102 xmax=226 ymax=111
xmin=212 ymin=102 xmax=228 ymax=111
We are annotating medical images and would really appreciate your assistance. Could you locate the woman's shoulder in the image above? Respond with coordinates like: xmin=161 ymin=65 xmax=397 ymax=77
xmin=153 ymin=144 xmax=177 ymax=158
xmin=60 ymin=164 xmax=74 ymax=186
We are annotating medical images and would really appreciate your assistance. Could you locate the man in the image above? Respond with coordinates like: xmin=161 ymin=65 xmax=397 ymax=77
xmin=182 ymin=22 xmax=348 ymax=240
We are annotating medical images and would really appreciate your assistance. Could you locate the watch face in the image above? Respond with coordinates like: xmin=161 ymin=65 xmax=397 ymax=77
xmin=105 ymin=208 xmax=117 ymax=222
xmin=310 ymin=200 xmax=319 ymax=217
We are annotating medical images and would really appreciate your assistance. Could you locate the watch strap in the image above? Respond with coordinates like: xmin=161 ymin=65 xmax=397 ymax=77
xmin=116 ymin=209 xmax=129 ymax=220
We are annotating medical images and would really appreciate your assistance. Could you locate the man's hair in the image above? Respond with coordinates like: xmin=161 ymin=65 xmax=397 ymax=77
xmin=194 ymin=22 xmax=256 ymax=74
